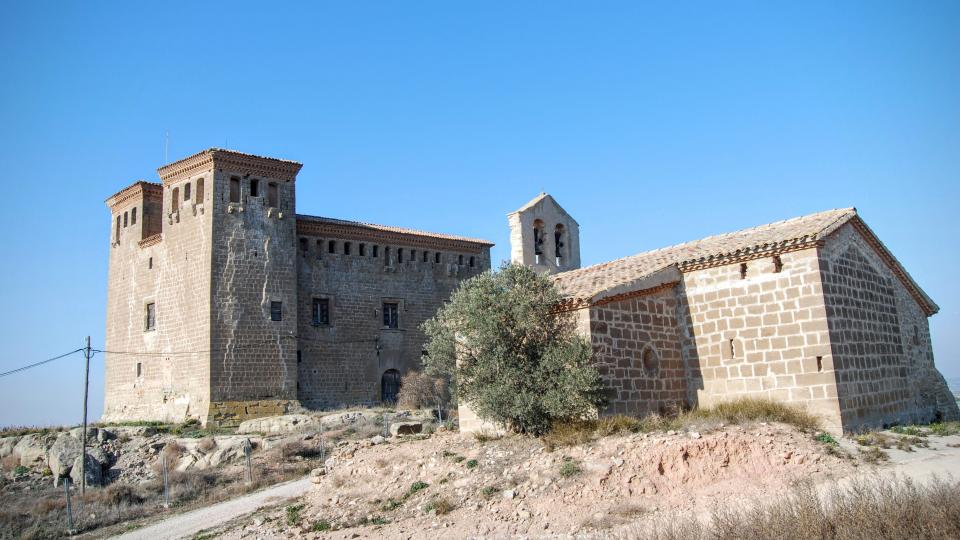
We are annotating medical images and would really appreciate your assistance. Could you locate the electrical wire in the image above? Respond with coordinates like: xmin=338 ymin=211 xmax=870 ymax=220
xmin=0 ymin=348 xmax=85 ymax=378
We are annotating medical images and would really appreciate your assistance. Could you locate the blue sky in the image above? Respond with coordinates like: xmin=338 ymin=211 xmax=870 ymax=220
xmin=0 ymin=2 xmax=957 ymax=427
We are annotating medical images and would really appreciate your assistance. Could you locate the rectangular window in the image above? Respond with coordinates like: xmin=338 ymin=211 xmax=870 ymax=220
xmin=196 ymin=178 xmax=204 ymax=203
xmin=299 ymin=238 xmax=308 ymax=253
xmin=344 ymin=242 xmax=352 ymax=255
xmin=359 ymin=243 xmax=366 ymax=256
xmin=115 ymin=215 xmax=121 ymax=243
xmin=148 ymin=257 xmax=153 ymax=269
xmin=372 ymin=245 xmax=379 ymax=258
xmin=131 ymin=207 xmax=137 ymax=225
xmin=172 ymin=188 xmax=179 ymax=212
xmin=270 ymin=301 xmax=282 ymax=321
xmin=136 ymin=362 xmax=142 ymax=378
xmin=383 ymin=302 xmax=399 ymax=329
xmin=312 ymin=298 xmax=330 ymax=326
xmin=423 ymin=251 xmax=428 ymax=263
xmin=230 ymin=177 xmax=241 ymax=203
xmin=328 ymin=240 xmax=336 ymax=254
xmin=268 ymin=182 xmax=279 ymax=207
xmin=145 ymin=303 xmax=156 ymax=331
xmin=184 ymin=182 xmax=191 ymax=201
xmin=398 ymin=248 xmax=404 ymax=263
xmin=250 ymin=179 xmax=260 ymax=197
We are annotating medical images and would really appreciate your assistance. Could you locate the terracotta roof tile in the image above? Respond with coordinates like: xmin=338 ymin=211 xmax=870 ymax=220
xmin=296 ymin=214 xmax=494 ymax=246
xmin=554 ymin=208 xmax=857 ymax=302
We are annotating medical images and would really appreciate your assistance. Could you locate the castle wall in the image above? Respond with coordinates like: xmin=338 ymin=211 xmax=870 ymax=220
xmin=577 ymin=288 xmax=687 ymax=416
xmin=819 ymin=224 xmax=958 ymax=430
xmin=207 ymin=170 xmax=300 ymax=425
xmin=295 ymin=232 xmax=490 ymax=408
xmin=103 ymin=177 xmax=213 ymax=424
xmin=678 ymin=248 xmax=842 ymax=432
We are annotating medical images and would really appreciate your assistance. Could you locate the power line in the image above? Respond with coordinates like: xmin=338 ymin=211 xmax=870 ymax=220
xmin=0 ymin=348 xmax=85 ymax=379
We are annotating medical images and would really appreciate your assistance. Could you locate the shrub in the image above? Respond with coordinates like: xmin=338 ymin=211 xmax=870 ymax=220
xmin=422 ymin=263 xmax=605 ymax=435
xmin=465 ymin=459 xmax=478 ymax=469
xmin=424 ymin=497 xmax=454 ymax=515
xmin=408 ymin=481 xmax=429 ymax=496
xmin=686 ymin=398 xmax=820 ymax=431
xmin=929 ymin=421 xmax=960 ymax=436
xmin=397 ymin=371 xmax=449 ymax=411
xmin=814 ymin=432 xmax=838 ymax=445
xmin=312 ymin=520 xmax=332 ymax=532
xmin=559 ymin=457 xmax=581 ymax=478
xmin=860 ymin=446 xmax=889 ymax=464
xmin=197 ymin=437 xmax=217 ymax=453
xmin=286 ymin=504 xmax=304 ymax=526
xmin=13 ymin=465 xmax=29 ymax=477
xmin=370 ymin=515 xmax=390 ymax=525
xmin=98 ymin=483 xmax=146 ymax=507
xmin=281 ymin=440 xmax=325 ymax=460
xmin=480 ymin=485 xmax=499 ymax=498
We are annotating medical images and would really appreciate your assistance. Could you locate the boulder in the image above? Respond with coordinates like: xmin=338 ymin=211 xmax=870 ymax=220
xmin=319 ymin=411 xmax=381 ymax=428
xmin=370 ymin=435 xmax=386 ymax=445
xmin=69 ymin=427 xmax=99 ymax=441
xmin=0 ymin=436 xmax=20 ymax=459
xmin=48 ymin=433 xmax=83 ymax=484
xmin=389 ymin=422 xmax=423 ymax=437
xmin=14 ymin=434 xmax=49 ymax=467
xmin=97 ymin=429 xmax=115 ymax=443
xmin=69 ymin=453 xmax=104 ymax=488
xmin=238 ymin=414 xmax=319 ymax=435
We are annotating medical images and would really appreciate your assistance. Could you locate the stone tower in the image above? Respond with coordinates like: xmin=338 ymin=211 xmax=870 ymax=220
xmin=508 ymin=193 xmax=581 ymax=274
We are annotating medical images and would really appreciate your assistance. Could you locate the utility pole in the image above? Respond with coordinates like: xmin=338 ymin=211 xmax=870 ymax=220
xmin=80 ymin=336 xmax=91 ymax=495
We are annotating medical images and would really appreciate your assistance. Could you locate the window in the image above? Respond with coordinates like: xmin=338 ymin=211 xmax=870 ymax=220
xmin=148 ymin=257 xmax=153 ymax=269
xmin=196 ymin=178 xmax=204 ymax=203
xmin=641 ymin=347 xmax=659 ymax=375
xmin=131 ymin=207 xmax=137 ymax=225
xmin=344 ymin=242 xmax=352 ymax=255
xmin=172 ymin=187 xmax=179 ymax=212
xmin=136 ymin=362 xmax=142 ymax=378
xmin=410 ymin=250 xmax=416 ymax=262
xmin=384 ymin=247 xmax=391 ymax=265
xmin=469 ymin=256 xmax=475 ymax=267
xmin=729 ymin=338 xmax=737 ymax=358
xmin=359 ymin=243 xmax=366 ymax=256
xmin=145 ymin=303 xmax=156 ymax=331
xmin=267 ymin=182 xmax=279 ymax=207
xmin=229 ymin=177 xmax=241 ymax=203
xmin=115 ymin=216 xmax=121 ymax=243
xmin=312 ymin=298 xmax=330 ymax=326
xmin=422 ymin=251 xmax=428 ymax=263
xmin=328 ymin=240 xmax=336 ymax=254
xmin=299 ymin=238 xmax=308 ymax=253
xmin=398 ymin=248 xmax=404 ymax=263
xmin=740 ymin=263 xmax=748 ymax=279
xmin=533 ymin=219 xmax=545 ymax=255
xmin=373 ymin=245 xmax=379 ymax=258
xmin=123 ymin=211 xmax=128 ymax=227
xmin=772 ymin=255 xmax=783 ymax=273
xmin=382 ymin=302 xmax=399 ymax=329
xmin=270 ymin=301 xmax=282 ymax=321
xmin=816 ymin=356 xmax=823 ymax=372
xmin=316 ymin=240 xmax=324 ymax=258
xmin=912 ymin=326 xmax=920 ymax=346
xmin=554 ymin=224 xmax=565 ymax=259
xmin=435 ymin=252 xmax=441 ymax=264
xmin=184 ymin=182 xmax=191 ymax=201
xmin=458 ymin=254 xmax=464 ymax=265
xmin=250 ymin=179 xmax=260 ymax=197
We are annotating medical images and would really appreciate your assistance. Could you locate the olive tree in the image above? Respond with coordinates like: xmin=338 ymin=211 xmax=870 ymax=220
xmin=421 ymin=263 xmax=604 ymax=435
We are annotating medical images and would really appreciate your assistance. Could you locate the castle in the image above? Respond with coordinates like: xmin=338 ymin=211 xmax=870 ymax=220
xmin=104 ymin=149 xmax=958 ymax=433
xmin=103 ymin=149 xmax=491 ymax=425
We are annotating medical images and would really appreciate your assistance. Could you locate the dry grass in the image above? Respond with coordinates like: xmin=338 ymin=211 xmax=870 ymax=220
xmin=1 ymin=455 xmax=20 ymax=473
xmin=424 ymin=496 xmax=454 ymax=515
xmin=631 ymin=476 xmax=960 ymax=540
xmin=197 ymin=437 xmax=217 ymax=453
xmin=396 ymin=371 xmax=448 ymax=410
xmin=543 ymin=398 xmax=820 ymax=450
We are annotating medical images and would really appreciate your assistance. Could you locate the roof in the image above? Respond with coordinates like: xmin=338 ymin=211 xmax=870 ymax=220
xmin=157 ymin=148 xmax=303 ymax=184
xmin=508 ymin=192 xmax=580 ymax=225
xmin=296 ymin=214 xmax=494 ymax=247
xmin=105 ymin=180 xmax=162 ymax=208
xmin=553 ymin=208 xmax=937 ymax=315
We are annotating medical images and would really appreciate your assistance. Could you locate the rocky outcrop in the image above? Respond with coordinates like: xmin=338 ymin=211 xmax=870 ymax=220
xmin=13 ymin=434 xmax=51 ymax=467
xmin=238 ymin=414 xmax=319 ymax=435
xmin=70 ymin=452 xmax=105 ymax=488
xmin=48 ymin=433 xmax=83 ymax=485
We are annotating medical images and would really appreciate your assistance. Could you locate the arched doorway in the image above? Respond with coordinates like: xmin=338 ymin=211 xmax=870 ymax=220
xmin=381 ymin=369 xmax=401 ymax=403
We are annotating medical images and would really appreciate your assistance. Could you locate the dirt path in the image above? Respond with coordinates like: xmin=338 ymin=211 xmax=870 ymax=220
xmin=111 ymin=477 xmax=312 ymax=540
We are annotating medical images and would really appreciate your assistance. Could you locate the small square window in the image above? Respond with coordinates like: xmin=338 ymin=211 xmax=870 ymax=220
xmin=313 ymin=298 xmax=330 ymax=326
xmin=383 ymin=302 xmax=399 ymax=329
xmin=270 ymin=301 xmax=282 ymax=321
xmin=145 ymin=303 xmax=156 ymax=331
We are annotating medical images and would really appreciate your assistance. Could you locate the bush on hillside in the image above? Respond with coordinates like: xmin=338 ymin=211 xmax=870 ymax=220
xmin=397 ymin=371 xmax=449 ymax=411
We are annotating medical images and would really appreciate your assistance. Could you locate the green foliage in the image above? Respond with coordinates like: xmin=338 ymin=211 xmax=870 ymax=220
xmin=12 ymin=465 xmax=29 ymax=477
xmin=929 ymin=422 xmax=960 ymax=436
xmin=559 ymin=457 xmax=581 ymax=478
xmin=465 ymin=459 xmax=478 ymax=469
xmin=480 ymin=485 xmax=499 ymax=498
xmin=422 ymin=263 xmax=605 ymax=435
xmin=380 ymin=498 xmax=403 ymax=511
xmin=815 ymin=432 xmax=838 ymax=445
xmin=890 ymin=425 xmax=925 ymax=437
xmin=286 ymin=504 xmax=304 ymax=526
xmin=312 ymin=520 xmax=332 ymax=532
xmin=424 ymin=497 xmax=454 ymax=515
xmin=408 ymin=481 xmax=429 ymax=496
xmin=369 ymin=515 xmax=390 ymax=525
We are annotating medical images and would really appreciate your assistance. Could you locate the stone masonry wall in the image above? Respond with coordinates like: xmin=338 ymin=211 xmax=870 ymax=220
xmin=579 ymin=288 xmax=687 ymax=416
xmin=678 ymin=248 xmax=842 ymax=432
xmin=103 ymin=175 xmax=213 ymax=424
xmin=208 ymin=169 xmax=299 ymax=425
xmin=819 ymin=224 xmax=958 ymax=429
xmin=295 ymin=233 xmax=490 ymax=408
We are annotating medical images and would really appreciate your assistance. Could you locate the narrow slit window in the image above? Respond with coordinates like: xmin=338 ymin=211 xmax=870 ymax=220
xmin=398 ymin=248 xmax=404 ymax=263
xmin=184 ymin=182 xmax=191 ymax=201
xmin=250 ymin=179 xmax=260 ymax=197
xmin=267 ymin=182 xmax=279 ymax=207
xmin=136 ymin=362 xmax=142 ymax=378
xmin=148 ymin=257 xmax=153 ymax=269
xmin=384 ymin=247 xmax=391 ymax=265
xmin=145 ymin=303 xmax=156 ymax=331
xmin=270 ymin=301 xmax=282 ymax=321
xmin=196 ymin=178 xmax=204 ymax=203
xmin=435 ymin=252 xmax=441 ymax=264
xmin=422 ymin=251 xmax=428 ymax=263
xmin=458 ymin=254 xmax=464 ymax=265
xmin=299 ymin=238 xmax=308 ymax=253
xmin=469 ymin=256 xmax=475 ymax=267
xmin=115 ymin=216 xmax=121 ymax=243
xmin=816 ymin=356 xmax=823 ymax=372
xmin=410 ymin=250 xmax=416 ymax=262
xmin=123 ymin=211 xmax=128 ymax=227
xmin=729 ymin=338 xmax=736 ymax=359
xmin=171 ymin=188 xmax=179 ymax=212
xmin=739 ymin=263 xmax=748 ymax=279
xmin=131 ymin=207 xmax=137 ymax=225
xmin=229 ymin=177 xmax=240 ymax=203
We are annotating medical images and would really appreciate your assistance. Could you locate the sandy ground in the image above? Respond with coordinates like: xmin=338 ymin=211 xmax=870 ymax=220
xmin=110 ymin=426 xmax=960 ymax=540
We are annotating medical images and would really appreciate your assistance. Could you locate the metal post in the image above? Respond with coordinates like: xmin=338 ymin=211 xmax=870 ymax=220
xmin=161 ymin=453 xmax=170 ymax=508
xmin=64 ymin=476 xmax=74 ymax=533
xmin=81 ymin=336 xmax=91 ymax=496
xmin=243 ymin=438 xmax=253 ymax=484
xmin=382 ymin=412 xmax=390 ymax=438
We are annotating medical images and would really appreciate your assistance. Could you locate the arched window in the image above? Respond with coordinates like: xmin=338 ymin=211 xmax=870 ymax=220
xmin=172 ymin=187 xmax=179 ymax=212
xmin=554 ymin=224 xmax=565 ymax=259
xmin=131 ymin=207 xmax=137 ymax=225
xmin=533 ymin=219 xmax=545 ymax=256
xmin=196 ymin=178 xmax=204 ymax=203
xmin=641 ymin=346 xmax=659 ymax=376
